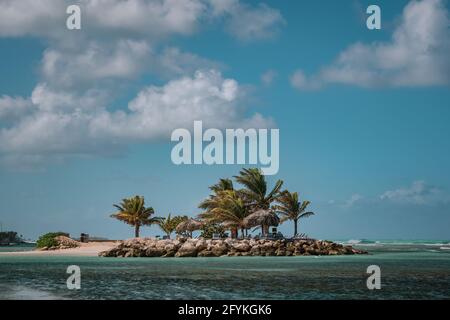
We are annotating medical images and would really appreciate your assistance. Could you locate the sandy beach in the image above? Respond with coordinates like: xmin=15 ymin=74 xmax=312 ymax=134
xmin=0 ymin=242 xmax=118 ymax=257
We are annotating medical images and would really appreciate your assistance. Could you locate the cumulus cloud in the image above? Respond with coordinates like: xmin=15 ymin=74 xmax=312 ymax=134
xmin=0 ymin=70 xmax=273 ymax=166
xmin=41 ymin=40 xmax=153 ymax=88
xmin=344 ymin=194 xmax=364 ymax=208
xmin=154 ymin=47 xmax=224 ymax=79
xmin=291 ymin=0 xmax=450 ymax=90
xmin=261 ymin=69 xmax=278 ymax=86
xmin=0 ymin=0 xmax=281 ymax=168
xmin=0 ymin=0 xmax=283 ymax=42
xmin=0 ymin=96 xmax=32 ymax=121
xmin=210 ymin=0 xmax=285 ymax=40
xmin=380 ymin=181 xmax=449 ymax=205
xmin=0 ymin=0 xmax=204 ymax=39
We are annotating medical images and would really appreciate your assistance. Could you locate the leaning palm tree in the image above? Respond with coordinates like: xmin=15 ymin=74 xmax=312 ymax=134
xmin=274 ymin=191 xmax=314 ymax=237
xmin=111 ymin=196 xmax=160 ymax=238
xmin=156 ymin=214 xmax=186 ymax=239
xmin=234 ymin=168 xmax=283 ymax=210
xmin=199 ymin=178 xmax=234 ymax=211
xmin=208 ymin=190 xmax=249 ymax=238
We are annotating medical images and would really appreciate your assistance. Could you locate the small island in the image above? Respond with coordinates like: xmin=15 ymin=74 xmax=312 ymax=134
xmin=99 ymin=168 xmax=367 ymax=257
xmin=0 ymin=231 xmax=24 ymax=246
xmin=99 ymin=237 xmax=367 ymax=257
xmin=13 ymin=168 xmax=367 ymax=257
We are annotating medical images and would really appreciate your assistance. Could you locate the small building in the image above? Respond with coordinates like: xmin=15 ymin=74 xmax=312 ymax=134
xmin=80 ymin=233 xmax=89 ymax=243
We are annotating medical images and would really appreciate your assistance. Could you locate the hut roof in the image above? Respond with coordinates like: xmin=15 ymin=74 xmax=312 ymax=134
xmin=243 ymin=209 xmax=280 ymax=228
xmin=176 ymin=218 xmax=203 ymax=233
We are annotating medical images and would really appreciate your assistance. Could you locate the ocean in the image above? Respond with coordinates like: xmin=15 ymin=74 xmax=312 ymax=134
xmin=0 ymin=240 xmax=449 ymax=300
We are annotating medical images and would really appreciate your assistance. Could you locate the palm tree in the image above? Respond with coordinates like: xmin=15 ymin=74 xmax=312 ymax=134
xmin=111 ymin=196 xmax=160 ymax=238
xmin=199 ymin=178 xmax=234 ymax=211
xmin=204 ymin=190 xmax=249 ymax=238
xmin=234 ymin=168 xmax=283 ymax=210
xmin=274 ymin=191 xmax=314 ymax=237
xmin=156 ymin=214 xmax=185 ymax=239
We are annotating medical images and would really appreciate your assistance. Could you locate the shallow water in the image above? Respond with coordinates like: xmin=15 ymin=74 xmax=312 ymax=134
xmin=0 ymin=242 xmax=449 ymax=300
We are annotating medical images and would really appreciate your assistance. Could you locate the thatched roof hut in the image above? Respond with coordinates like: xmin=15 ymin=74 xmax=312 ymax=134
xmin=244 ymin=209 xmax=280 ymax=230
xmin=176 ymin=218 xmax=203 ymax=234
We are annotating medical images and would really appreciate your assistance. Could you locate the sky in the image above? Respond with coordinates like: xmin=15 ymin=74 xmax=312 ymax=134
xmin=0 ymin=0 xmax=449 ymax=240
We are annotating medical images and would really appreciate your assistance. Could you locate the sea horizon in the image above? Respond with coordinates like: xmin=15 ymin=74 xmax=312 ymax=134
xmin=1 ymin=239 xmax=449 ymax=300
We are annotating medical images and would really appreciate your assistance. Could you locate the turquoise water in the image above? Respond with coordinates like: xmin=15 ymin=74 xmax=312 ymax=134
xmin=0 ymin=241 xmax=449 ymax=300
xmin=0 ymin=243 xmax=36 ymax=252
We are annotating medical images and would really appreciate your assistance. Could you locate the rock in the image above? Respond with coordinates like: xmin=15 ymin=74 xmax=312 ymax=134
xmin=198 ymin=250 xmax=216 ymax=257
xmin=175 ymin=242 xmax=198 ymax=257
xmin=124 ymin=251 xmax=133 ymax=258
xmin=211 ymin=244 xmax=229 ymax=256
xmin=232 ymin=242 xmax=251 ymax=252
xmin=48 ymin=236 xmax=81 ymax=250
xmin=145 ymin=248 xmax=165 ymax=257
xmin=98 ymin=238 xmax=369 ymax=258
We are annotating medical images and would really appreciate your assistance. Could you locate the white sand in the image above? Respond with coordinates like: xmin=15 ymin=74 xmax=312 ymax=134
xmin=0 ymin=241 xmax=118 ymax=257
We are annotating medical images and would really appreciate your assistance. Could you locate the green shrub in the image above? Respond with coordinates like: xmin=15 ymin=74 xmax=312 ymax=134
xmin=36 ymin=232 xmax=69 ymax=248
xmin=200 ymin=223 xmax=227 ymax=239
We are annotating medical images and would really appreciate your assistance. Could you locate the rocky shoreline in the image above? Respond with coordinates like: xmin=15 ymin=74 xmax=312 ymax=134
xmin=38 ymin=236 xmax=80 ymax=251
xmin=99 ymin=237 xmax=368 ymax=257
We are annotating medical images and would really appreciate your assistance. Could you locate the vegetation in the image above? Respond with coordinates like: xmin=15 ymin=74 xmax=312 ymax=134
xmin=0 ymin=231 xmax=21 ymax=245
xmin=234 ymin=168 xmax=283 ymax=210
xmin=36 ymin=232 xmax=69 ymax=248
xmin=200 ymin=222 xmax=227 ymax=239
xmin=109 ymin=168 xmax=316 ymax=239
xmin=199 ymin=168 xmax=287 ymax=238
xmin=157 ymin=214 xmax=188 ymax=239
xmin=203 ymin=190 xmax=249 ymax=238
xmin=111 ymin=196 xmax=160 ymax=238
xmin=274 ymin=191 xmax=314 ymax=236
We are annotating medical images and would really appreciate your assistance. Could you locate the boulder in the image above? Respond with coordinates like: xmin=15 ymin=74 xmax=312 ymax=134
xmin=175 ymin=242 xmax=198 ymax=257
xmin=198 ymin=250 xmax=217 ymax=257
xmin=98 ymin=238 xmax=368 ymax=257
xmin=211 ymin=244 xmax=229 ymax=256
xmin=145 ymin=247 xmax=165 ymax=257
xmin=232 ymin=242 xmax=251 ymax=252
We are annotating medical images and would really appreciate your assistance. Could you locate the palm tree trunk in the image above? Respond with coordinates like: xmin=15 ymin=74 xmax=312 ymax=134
xmin=135 ymin=224 xmax=140 ymax=238
xmin=262 ymin=224 xmax=269 ymax=236
xmin=294 ymin=219 xmax=298 ymax=237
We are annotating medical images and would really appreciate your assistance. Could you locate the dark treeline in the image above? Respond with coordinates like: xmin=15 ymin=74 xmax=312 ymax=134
xmin=0 ymin=231 xmax=21 ymax=245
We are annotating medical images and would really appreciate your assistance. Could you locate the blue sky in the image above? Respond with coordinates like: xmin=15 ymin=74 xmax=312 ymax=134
xmin=0 ymin=0 xmax=449 ymax=240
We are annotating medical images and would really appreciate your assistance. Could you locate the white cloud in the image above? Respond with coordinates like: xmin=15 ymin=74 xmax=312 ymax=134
xmin=0 ymin=0 xmax=281 ymax=168
xmin=155 ymin=47 xmax=224 ymax=79
xmin=0 ymin=0 xmax=283 ymax=42
xmin=0 ymin=0 xmax=205 ymax=39
xmin=0 ymin=0 xmax=65 ymax=38
xmin=344 ymin=194 xmax=364 ymax=208
xmin=290 ymin=70 xmax=321 ymax=90
xmin=0 ymin=70 xmax=273 ymax=166
xmin=210 ymin=0 xmax=285 ymax=41
xmin=380 ymin=181 xmax=449 ymax=205
xmin=41 ymin=40 xmax=152 ymax=88
xmin=292 ymin=0 xmax=450 ymax=90
xmin=84 ymin=0 xmax=206 ymax=37
xmin=261 ymin=69 xmax=277 ymax=86
xmin=0 ymin=96 xmax=32 ymax=121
